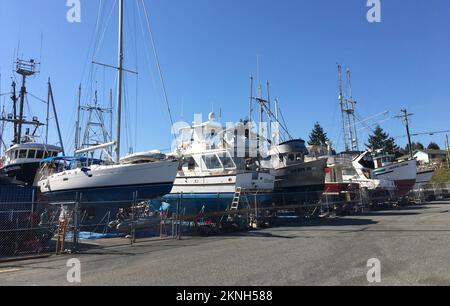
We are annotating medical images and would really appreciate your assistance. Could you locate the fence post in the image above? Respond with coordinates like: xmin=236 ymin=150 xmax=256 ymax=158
xmin=178 ymin=193 xmax=183 ymax=240
xmin=73 ymin=192 xmax=80 ymax=253
xmin=131 ymin=191 xmax=137 ymax=245
xmin=31 ymin=189 xmax=35 ymax=213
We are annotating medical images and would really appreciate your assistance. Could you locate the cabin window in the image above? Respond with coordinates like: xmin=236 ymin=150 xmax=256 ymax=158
xmin=52 ymin=151 xmax=59 ymax=157
xmin=288 ymin=154 xmax=295 ymax=161
xmin=27 ymin=150 xmax=36 ymax=159
xmin=36 ymin=151 xmax=44 ymax=159
xmin=202 ymin=154 xmax=222 ymax=170
xmin=296 ymin=153 xmax=304 ymax=161
xmin=14 ymin=150 xmax=19 ymax=159
xmin=219 ymin=153 xmax=235 ymax=169
xmin=19 ymin=150 xmax=27 ymax=158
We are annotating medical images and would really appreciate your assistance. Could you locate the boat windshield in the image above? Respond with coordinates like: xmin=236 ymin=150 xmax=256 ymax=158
xmin=218 ymin=152 xmax=236 ymax=169
xmin=202 ymin=154 xmax=222 ymax=170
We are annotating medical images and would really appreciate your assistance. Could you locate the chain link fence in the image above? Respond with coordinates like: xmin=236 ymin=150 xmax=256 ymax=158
xmin=409 ymin=183 xmax=450 ymax=203
xmin=2 ymin=184 xmax=445 ymax=260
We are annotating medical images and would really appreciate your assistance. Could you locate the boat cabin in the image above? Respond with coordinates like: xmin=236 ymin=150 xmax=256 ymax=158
xmin=269 ymin=139 xmax=309 ymax=169
xmin=1 ymin=143 xmax=62 ymax=169
xmin=178 ymin=150 xmax=242 ymax=175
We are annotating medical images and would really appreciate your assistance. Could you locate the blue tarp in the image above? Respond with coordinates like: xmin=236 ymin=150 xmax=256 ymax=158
xmin=40 ymin=156 xmax=103 ymax=165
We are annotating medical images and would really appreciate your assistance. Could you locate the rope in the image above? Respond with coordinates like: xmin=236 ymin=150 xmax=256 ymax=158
xmin=140 ymin=0 xmax=175 ymax=133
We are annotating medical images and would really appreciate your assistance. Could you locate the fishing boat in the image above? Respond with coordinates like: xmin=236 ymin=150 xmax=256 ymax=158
xmin=415 ymin=167 xmax=436 ymax=187
xmin=162 ymin=113 xmax=274 ymax=214
xmin=35 ymin=0 xmax=178 ymax=203
xmin=372 ymin=150 xmax=417 ymax=197
xmin=268 ymin=140 xmax=327 ymax=204
xmin=0 ymin=58 xmax=64 ymax=187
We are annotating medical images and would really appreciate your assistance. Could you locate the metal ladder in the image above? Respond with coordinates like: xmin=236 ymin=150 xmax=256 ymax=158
xmin=230 ymin=187 xmax=243 ymax=211
xmin=55 ymin=219 xmax=68 ymax=255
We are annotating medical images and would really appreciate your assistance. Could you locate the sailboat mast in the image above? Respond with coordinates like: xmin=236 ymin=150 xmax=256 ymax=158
xmin=115 ymin=0 xmax=124 ymax=163
xmin=74 ymin=84 xmax=81 ymax=154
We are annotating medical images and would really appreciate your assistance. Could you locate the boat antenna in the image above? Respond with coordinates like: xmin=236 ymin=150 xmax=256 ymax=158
xmin=249 ymin=76 xmax=253 ymax=123
xmin=39 ymin=33 xmax=44 ymax=65
xmin=338 ymin=64 xmax=348 ymax=151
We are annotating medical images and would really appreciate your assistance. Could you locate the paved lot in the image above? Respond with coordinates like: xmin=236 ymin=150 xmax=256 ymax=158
xmin=1 ymin=201 xmax=450 ymax=286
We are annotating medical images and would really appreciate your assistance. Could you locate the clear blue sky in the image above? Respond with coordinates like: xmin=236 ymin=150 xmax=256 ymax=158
xmin=1 ymin=0 xmax=450 ymax=155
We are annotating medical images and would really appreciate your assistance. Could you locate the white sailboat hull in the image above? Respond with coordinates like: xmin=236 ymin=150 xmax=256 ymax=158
xmin=37 ymin=160 xmax=178 ymax=202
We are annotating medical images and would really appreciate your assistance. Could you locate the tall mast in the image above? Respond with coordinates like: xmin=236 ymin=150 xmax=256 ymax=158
xmin=17 ymin=74 xmax=26 ymax=144
xmin=346 ymin=68 xmax=358 ymax=151
xmin=45 ymin=79 xmax=51 ymax=143
xmin=74 ymin=84 xmax=81 ymax=154
xmin=11 ymin=81 xmax=17 ymax=143
xmin=115 ymin=0 xmax=124 ymax=163
xmin=338 ymin=64 xmax=348 ymax=151
xmin=110 ymin=88 xmax=113 ymax=157
xmin=249 ymin=76 xmax=253 ymax=123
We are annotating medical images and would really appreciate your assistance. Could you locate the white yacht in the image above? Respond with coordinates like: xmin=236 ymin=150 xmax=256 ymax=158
xmin=162 ymin=113 xmax=275 ymax=213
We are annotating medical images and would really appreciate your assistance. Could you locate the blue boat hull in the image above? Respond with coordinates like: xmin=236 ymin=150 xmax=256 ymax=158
xmin=38 ymin=182 xmax=174 ymax=203
xmin=159 ymin=192 xmax=274 ymax=216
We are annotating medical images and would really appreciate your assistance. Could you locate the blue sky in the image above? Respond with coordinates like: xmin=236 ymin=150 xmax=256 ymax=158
xmin=1 ymin=0 xmax=450 ymax=155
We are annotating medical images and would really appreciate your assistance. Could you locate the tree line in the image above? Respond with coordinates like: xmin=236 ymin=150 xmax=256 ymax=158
xmin=307 ymin=122 xmax=442 ymax=156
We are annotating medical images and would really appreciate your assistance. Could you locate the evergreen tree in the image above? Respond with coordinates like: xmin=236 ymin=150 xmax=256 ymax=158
xmin=366 ymin=126 xmax=398 ymax=155
xmin=428 ymin=142 xmax=441 ymax=150
xmin=405 ymin=142 xmax=425 ymax=153
xmin=308 ymin=122 xmax=329 ymax=146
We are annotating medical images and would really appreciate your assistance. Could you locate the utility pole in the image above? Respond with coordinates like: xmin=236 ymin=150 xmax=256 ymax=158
xmin=396 ymin=109 xmax=414 ymax=159
xmin=445 ymin=134 xmax=450 ymax=169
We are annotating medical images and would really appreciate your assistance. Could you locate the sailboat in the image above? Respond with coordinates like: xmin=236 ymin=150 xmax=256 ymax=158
xmin=35 ymin=0 xmax=178 ymax=202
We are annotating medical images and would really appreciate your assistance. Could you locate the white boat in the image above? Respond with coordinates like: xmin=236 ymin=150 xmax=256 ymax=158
xmin=35 ymin=0 xmax=178 ymax=203
xmin=341 ymin=151 xmax=397 ymax=203
xmin=35 ymin=156 xmax=178 ymax=202
xmin=1 ymin=142 xmax=62 ymax=186
xmin=372 ymin=151 xmax=417 ymax=197
xmin=163 ymin=113 xmax=274 ymax=214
